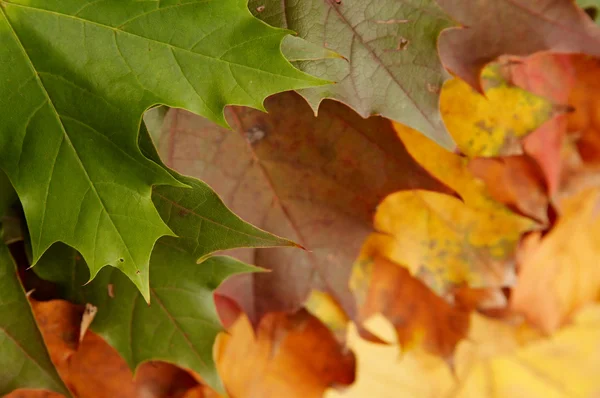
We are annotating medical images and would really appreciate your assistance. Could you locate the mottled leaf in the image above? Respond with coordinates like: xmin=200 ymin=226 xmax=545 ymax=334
xmin=154 ymin=92 xmax=448 ymax=325
xmin=248 ymin=0 xmax=455 ymax=148
xmin=437 ymin=0 xmax=600 ymax=91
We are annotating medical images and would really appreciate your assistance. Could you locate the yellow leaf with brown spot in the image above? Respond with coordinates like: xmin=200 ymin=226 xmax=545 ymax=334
xmin=511 ymin=187 xmax=600 ymax=332
xmin=363 ymin=189 xmax=532 ymax=294
xmin=394 ymin=121 xmax=539 ymax=223
xmin=325 ymin=315 xmax=455 ymax=398
xmin=440 ymin=65 xmax=553 ymax=157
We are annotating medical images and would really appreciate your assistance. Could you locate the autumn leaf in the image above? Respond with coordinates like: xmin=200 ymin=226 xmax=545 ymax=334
xmin=455 ymin=306 xmax=600 ymax=397
xmin=380 ymin=123 xmax=535 ymax=293
xmin=247 ymin=0 xmax=456 ymax=148
xmin=468 ymin=156 xmax=548 ymax=223
xmin=214 ymin=310 xmax=355 ymax=398
xmin=440 ymin=65 xmax=553 ymax=157
xmin=437 ymin=0 xmax=600 ymax=92
xmin=511 ymin=188 xmax=600 ymax=333
xmin=350 ymin=255 xmax=469 ymax=357
xmin=503 ymin=54 xmax=600 ymax=198
xmin=325 ymin=315 xmax=455 ymax=398
xmin=10 ymin=299 xmax=199 ymax=398
xmin=153 ymin=92 xmax=449 ymax=325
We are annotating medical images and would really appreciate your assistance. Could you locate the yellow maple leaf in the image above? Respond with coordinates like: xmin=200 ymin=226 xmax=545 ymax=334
xmin=325 ymin=315 xmax=455 ymax=398
xmin=455 ymin=305 xmax=600 ymax=397
xmin=366 ymin=120 xmax=536 ymax=295
xmin=441 ymin=64 xmax=553 ymax=157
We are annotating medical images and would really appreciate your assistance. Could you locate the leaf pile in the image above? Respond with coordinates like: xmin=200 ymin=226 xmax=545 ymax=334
xmin=2 ymin=0 xmax=600 ymax=397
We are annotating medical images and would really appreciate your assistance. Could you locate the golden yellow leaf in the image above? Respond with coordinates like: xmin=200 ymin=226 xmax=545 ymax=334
xmin=325 ymin=315 xmax=455 ymax=398
xmin=455 ymin=305 xmax=600 ymax=398
xmin=394 ymin=120 xmax=539 ymax=223
xmin=511 ymin=187 xmax=600 ymax=332
xmin=304 ymin=290 xmax=349 ymax=341
xmin=362 ymin=189 xmax=531 ymax=294
xmin=440 ymin=65 xmax=553 ymax=157
xmin=214 ymin=311 xmax=355 ymax=398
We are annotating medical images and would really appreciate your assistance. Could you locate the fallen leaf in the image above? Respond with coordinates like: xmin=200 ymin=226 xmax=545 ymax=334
xmin=523 ymin=115 xmax=568 ymax=195
xmin=511 ymin=187 xmax=600 ymax=333
xmin=350 ymin=255 xmax=469 ymax=357
xmin=325 ymin=315 xmax=455 ymax=398
xmin=215 ymin=310 xmax=356 ymax=398
xmin=468 ymin=156 xmax=548 ymax=223
xmin=247 ymin=0 xmax=456 ymax=148
xmin=25 ymin=299 xmax=199 ymax=398
xmin=437 ymin=0 xmax=600 ymax=92
xmin=384 ymin=123 xmax=536 ymax=295
xmin=304 ymin=290 xmax=350 ymax=342
xmin=363 ymin=190 xmax=529 ymax=294
xmin=455 ymin=305 xmax=600 ymax=397
xmin=503 ymin=53 xmax=600 ymax=198
xmin=440 ymin=66 xmax=553 ymax=157
xmin=394 ymin=120 xmax=536 ymax=220
xmin=156 ymin=92 xmax=448 ymax=325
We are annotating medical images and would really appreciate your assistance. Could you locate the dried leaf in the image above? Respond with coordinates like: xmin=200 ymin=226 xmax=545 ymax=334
xmin=437 ymin=0 xmax=600 ymax=91
xmin=511 ymin=188 xmax=600 ymax=332
xmin=247 ymin=0 xmax=456 ymax=148
xmin=27 ymin=300 xmax=198 ymax=398
xmin=440 ymin=66 xmax=553 ymax=157
xmin=215 ymin=311 xmax=355 ymax=398
xmin=156 ymin=92 xmax=448 ymax=325
xmin=350 ymin=255 xmax=469 ymax=356
xmin=325 ymin=315 xmax=455 ymax=398
xmin=455 ymin=306 xmax=600 ymax=397
xmin=468 ymin=156 xmax=548 ymax=223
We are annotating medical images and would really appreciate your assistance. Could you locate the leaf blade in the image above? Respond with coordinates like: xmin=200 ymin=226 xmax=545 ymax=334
xmin=0 ymin=0 xmax=326 ymax=298
xmin=0 ymin=242 xmax=69 ymax=397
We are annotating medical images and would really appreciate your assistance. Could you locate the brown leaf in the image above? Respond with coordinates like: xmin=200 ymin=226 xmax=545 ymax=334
xmin=350 ymin=255 xmax=469 ymax=357
xmin=437 ymin=0 xmax=600 ymax=92
xmin=18 ymin=300 xmax=198 ymax=398
xmin=502 ymin=53 xmax=600 ymax=200
xmin=468 ymin=156 xmax=548 ymax=223
xmin=214 ymin=310 xmax=356 ymax=398
xmin=156 ymin=91 xmax=448 ymax=325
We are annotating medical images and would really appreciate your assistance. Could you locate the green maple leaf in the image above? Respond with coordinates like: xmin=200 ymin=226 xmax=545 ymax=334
xmin=33 ymin=125 xmax=291 ymax=392
xmin=0 ymin=170 xmax=17 ymax=219
xmin=0 ymin=0 xmax=325 ymax=300
xmin=0 ymin=241 xmax=69 ymax=396
xmin=248 ymin=0 xmax=455 ymax=149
